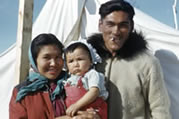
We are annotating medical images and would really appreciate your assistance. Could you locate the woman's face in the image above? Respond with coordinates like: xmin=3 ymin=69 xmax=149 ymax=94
xmin=36 ymin=45 xmax=64 ymax=80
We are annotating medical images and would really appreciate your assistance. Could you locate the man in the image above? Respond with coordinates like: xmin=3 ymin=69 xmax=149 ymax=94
xmin=88 ymin=0 xmax=171 ymax=119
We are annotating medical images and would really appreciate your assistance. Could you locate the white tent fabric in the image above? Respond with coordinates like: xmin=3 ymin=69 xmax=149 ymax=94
xmin=0 ymin=0 xmax=179 ymax=118
xmin=0 ymin=44 xmax=16 ymax=119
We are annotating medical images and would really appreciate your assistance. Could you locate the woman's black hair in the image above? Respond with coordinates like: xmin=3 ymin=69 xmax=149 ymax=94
xmin=31 ymin=33 xmax=64 ymax=65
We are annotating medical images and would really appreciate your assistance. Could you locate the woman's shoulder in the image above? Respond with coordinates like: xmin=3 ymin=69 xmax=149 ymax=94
xmin=15 ymin=80 xmax=32 ymax=91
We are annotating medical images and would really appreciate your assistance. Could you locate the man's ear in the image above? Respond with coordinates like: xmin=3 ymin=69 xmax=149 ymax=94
xmin=130 ymin=20 xmax=134 ymax=32
xmin=98 ymin=19 xmax=103 ymax=32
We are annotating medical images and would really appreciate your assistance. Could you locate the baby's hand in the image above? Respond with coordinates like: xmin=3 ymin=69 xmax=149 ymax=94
xmin=66 ymin=103 xmax=80 ymax=117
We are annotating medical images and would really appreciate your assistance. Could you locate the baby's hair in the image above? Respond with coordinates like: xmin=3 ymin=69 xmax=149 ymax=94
xmin=65 ymin=42 xmax=92 ymax=62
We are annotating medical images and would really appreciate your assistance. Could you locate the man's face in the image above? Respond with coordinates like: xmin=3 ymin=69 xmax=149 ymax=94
xmin=99 ymin=11 xmax=133 ymax=56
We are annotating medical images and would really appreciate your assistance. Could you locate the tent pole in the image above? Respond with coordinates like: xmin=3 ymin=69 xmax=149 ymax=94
xmin=172 ymin=0 xmax=178 ymax=30
xmin=15 ymin=0 xmax=33 ymax=84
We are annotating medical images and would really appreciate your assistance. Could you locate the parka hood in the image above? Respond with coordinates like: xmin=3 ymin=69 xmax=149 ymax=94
xmin=87 ymin=31 xmax=148 ymax=59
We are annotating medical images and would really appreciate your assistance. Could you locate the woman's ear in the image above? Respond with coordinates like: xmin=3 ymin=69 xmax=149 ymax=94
xmin=98 ymin=19 xmax=103 ymax=32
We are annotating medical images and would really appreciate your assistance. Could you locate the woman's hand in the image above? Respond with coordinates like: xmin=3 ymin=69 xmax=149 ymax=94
xmin=72 ymin=108 xmax=100 ymax=119
xmin=55 ymin=108 xmax=101 ymax=119
xmin=55 ymin=115 xmax=71 ymax=119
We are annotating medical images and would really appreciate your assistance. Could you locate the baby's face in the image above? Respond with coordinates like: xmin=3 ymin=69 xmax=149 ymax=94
xmin=66 ymin=47 xmax=92 ymax=76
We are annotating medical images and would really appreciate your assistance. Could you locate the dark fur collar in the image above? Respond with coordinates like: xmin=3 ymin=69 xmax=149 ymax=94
xmin=87 ymin=31 xmax=148 ymax=59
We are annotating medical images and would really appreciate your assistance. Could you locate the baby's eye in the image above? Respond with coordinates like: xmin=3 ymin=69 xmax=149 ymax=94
xmin=68 ymin=59 xmax=73 ymax=63
xmin=77 ymin=58 xmax=83 ymax=61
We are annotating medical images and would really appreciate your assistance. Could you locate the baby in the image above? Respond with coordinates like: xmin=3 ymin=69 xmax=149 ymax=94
xmin=64 ymin=40 xmax=108 ymax=119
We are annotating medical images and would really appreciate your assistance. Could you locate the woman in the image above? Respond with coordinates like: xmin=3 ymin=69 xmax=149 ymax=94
xmin=9 ymin=33 xmax=68 ymax=119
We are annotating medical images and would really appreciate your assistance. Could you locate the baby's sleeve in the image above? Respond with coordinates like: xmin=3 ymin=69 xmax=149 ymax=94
xmin=86 ymin=69 xmax=109 ymax=100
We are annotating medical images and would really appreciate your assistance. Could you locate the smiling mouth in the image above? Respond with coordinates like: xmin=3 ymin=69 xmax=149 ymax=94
xmin=49 ymin=72 xmax=56 ymax=75
xmin=48 ymin=69 xmax=58 ymax=74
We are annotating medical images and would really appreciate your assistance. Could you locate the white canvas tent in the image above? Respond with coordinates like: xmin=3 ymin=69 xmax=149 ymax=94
xmin=0 ymin=0 xmax=179 ymax=118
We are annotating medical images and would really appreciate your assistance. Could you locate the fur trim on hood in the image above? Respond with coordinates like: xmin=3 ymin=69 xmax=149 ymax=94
xmin=87 ymin=31 xmax=148 ymax=59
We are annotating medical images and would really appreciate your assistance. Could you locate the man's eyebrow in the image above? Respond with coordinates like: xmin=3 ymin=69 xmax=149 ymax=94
xmin=105 ymin=20 xmax=130 ymax=24
xmin=105 ymin=21 xmax=115 ymax=24
xmin=120 ymin=21 xmax=130 ymax=24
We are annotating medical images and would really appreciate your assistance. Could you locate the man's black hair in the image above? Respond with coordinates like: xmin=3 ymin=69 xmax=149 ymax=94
xmin=99 ymin=0 xmax=135 ymax=20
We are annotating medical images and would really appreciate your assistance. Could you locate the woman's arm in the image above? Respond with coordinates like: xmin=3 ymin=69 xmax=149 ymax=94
xmin=9 ymin=88 xmax=27 ymax=119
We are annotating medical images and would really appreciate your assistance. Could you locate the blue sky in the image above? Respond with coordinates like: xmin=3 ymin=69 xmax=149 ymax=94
xmin=0 ymin=0 xmax=46 ymax=54
xmin=0 ymin=0 xmax=179 ymax=54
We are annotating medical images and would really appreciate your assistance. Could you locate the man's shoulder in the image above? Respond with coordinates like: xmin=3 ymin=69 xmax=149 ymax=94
xmin=130 ymin=50 xmax=161 ymax=69
xmin=138 ymin=50 xmax=159 ymax=63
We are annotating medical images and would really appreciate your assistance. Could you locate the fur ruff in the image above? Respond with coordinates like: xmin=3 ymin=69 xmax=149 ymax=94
xmin=87 ymin=31 xmax=148 ymax=59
